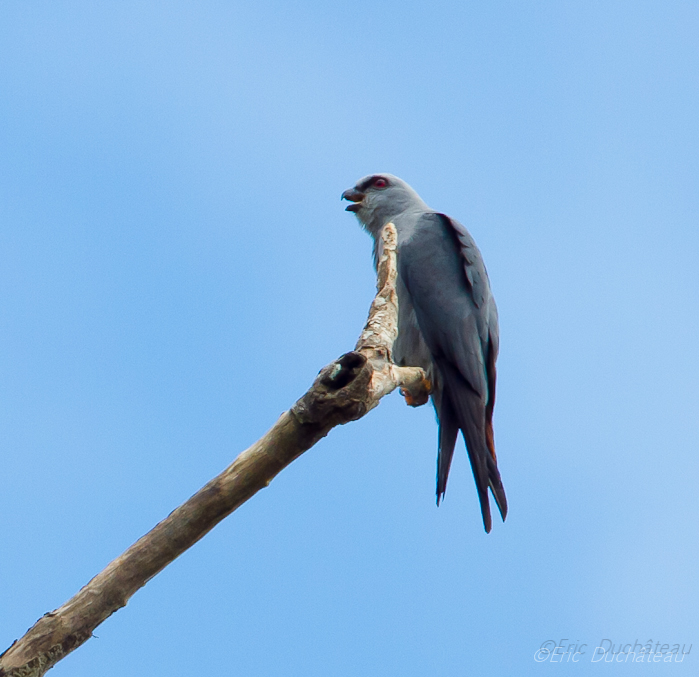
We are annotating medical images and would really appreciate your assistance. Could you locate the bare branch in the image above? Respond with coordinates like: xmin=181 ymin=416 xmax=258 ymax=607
xmin=0 ymin=223 xmax=429 ymax=677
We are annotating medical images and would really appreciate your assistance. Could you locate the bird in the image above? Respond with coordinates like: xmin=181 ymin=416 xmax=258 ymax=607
xmin=342 ymin=174 xmax=507 ymax=532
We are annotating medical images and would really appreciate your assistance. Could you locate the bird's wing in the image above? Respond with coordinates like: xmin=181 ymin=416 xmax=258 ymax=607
xmin=398 ymin=212 xmax=506 ymax=532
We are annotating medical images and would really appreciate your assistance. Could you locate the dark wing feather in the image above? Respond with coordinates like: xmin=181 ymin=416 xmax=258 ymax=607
xmin=398 ymin=212 xmax=506 ymax=531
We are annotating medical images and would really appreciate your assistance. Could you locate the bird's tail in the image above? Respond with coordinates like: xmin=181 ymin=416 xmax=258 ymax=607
xmin=435 ymin=364 xmax=507 ymax=533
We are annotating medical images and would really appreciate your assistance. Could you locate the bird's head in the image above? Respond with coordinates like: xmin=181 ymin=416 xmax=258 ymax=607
xmin=342 ymin=173 xmax=427 ymax=236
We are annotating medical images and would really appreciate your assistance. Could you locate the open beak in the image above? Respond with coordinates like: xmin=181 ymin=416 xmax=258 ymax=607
xmin=341 ymin=187 xmax=364 ymax=212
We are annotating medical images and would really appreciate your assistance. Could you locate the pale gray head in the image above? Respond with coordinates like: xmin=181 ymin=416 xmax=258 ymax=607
xmin=341 ymin=173 xmax=429 ymax=236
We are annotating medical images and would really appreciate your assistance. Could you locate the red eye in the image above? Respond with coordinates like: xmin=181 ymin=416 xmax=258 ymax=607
xmin=374 ymin=178 xmax=388 ymax=188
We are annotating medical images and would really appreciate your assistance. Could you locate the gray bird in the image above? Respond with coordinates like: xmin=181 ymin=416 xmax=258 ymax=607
xmin=342 ymin=174 xmax=507 ymax=532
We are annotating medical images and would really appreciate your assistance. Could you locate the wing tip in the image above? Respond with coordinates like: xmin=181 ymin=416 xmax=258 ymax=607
xmin=478 ymin=474 xmax=508 ymax=533
xmin=486 ymin=473 xmax=508 ymax=529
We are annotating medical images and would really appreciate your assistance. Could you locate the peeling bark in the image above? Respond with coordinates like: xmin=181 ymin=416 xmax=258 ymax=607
xmin=0 ymin=223 xmax=429 ymax=677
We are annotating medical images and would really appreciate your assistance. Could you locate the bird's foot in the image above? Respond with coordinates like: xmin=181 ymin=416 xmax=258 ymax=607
xmin=400 ymin=378 xmax=432 ymax=407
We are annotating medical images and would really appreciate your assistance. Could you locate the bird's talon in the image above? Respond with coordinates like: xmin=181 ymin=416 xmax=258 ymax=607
xmin=400 ymin=380 xmax=430 ymax=407
xmin=399 ymin=387 xmax=415 ymax=406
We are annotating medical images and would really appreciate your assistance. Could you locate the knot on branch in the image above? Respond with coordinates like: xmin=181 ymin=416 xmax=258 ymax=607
xmin=291 ymin=352 xmax=372 ymax=426
xmin=319 ymin=352 xmax=366 ymax=390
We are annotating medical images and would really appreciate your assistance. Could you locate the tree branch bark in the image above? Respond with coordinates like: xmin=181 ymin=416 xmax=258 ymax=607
xmin=0 ymin=223 xmax=430 ymax=677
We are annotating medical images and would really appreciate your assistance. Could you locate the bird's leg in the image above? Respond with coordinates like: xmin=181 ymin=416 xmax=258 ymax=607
xmin=396 ymin=370 xmax=431 ymax=407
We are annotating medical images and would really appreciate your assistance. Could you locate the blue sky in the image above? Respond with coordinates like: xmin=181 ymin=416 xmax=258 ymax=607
xmin=1 ymin=2 xmax=698 ymax=675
